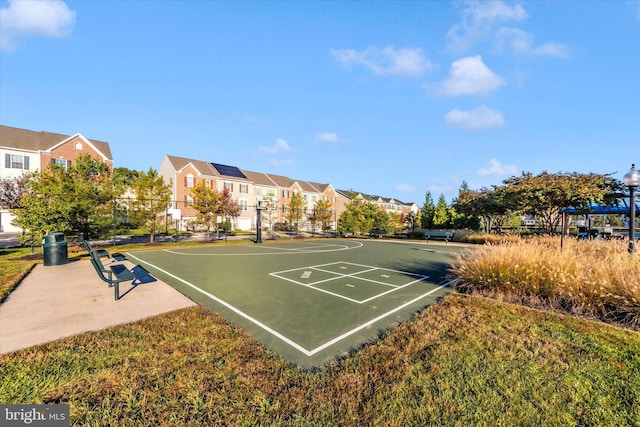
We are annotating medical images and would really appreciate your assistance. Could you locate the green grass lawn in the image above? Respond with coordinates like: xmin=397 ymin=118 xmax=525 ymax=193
xmin=1 ymin=294 xmax=638 ymax=425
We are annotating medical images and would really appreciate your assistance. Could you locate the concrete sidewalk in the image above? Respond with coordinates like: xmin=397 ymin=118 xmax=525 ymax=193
xmin=0 ymin=257 xmax=197 ymax=354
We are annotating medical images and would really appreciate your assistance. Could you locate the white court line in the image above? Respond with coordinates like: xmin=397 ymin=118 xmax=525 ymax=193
xmin=125 ymin=252 xmax=312 ymax=355
xmin=161 ymin=241 xmax=363 ymax=256
xmin=271 ymin=260 xmax=425 ymax=278
xmin=268 ymin=274 xmax=364 ymax=304
xmin=269 ymin=262 xmax=430 ymax=304
xmin=126 ymin=251 xmax=452 ymax=358
xmin=307 ymin=281 xmax=453 ymax=356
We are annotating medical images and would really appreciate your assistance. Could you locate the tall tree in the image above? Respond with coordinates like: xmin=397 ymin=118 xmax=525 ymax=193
xmin=67 ymin=155 xmax=117 ymax=240
xmin=500 ymin=171 xmax=618 ymax=234
xmin=287 ymin=192 xmax=304 ymax=235
xmin=432 ymin=194 xmax=451 ymax=229
xmin=337 ymin=196 xmax=381 ymax=236
xmin=127 ymin=168 xmax=172 ymax=243
xmin=451 ymin=181 xmax=482 ymax=230
xmin=190 ymin=180 xmax=222 ymax=237
xmin=218 ymin=186 xmax=241 ymax=227
xmin=420 ymin=192 xmax=435 ymax=229
xmin=309 ymin=199 xmax=333 ymax=232
xmin=11 ymin=154 xmax=116 ymax=247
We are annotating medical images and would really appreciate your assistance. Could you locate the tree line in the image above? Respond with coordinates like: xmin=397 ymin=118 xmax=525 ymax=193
xmin=0 ymin=156 xmax=628 ymax=245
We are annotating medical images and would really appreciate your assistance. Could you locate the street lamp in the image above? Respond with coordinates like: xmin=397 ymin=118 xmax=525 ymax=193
xmin=623 ymin=163 xmax=639 ymax=253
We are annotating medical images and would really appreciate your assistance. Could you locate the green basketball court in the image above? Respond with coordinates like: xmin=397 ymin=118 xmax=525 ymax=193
xmin=125 ymin=239 xmax=465 ymax=367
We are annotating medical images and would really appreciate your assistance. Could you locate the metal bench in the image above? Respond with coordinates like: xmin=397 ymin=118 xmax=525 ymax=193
xmin=423 ymin=230 xmax=453 ymax=242
xmin=87 ymin=246 xmax=136 ymax=300
xmin=82 ymin=240 xmax=110 ymax=260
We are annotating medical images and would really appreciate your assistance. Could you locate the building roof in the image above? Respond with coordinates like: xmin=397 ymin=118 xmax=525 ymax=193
xmin=265 ymin=173 xmax=295 ymax=188
xmin=0 ymin=125 xmax=113 ymax=160
xmin=164 ymin=155 xmax=220 ymax=176
xmin=309 ymin=182 xmax=332 ymax=193
xmin=298 ymin=181 xmax=321 ymax=192
xmin=241 ymin=170 xmax=278 ymax=187
xmin=562 ymin=199 xmax=640 ymax=215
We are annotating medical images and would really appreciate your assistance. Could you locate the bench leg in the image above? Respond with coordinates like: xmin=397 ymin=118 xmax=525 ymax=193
xmin=114 ymin=281 xmax=120 ymax=301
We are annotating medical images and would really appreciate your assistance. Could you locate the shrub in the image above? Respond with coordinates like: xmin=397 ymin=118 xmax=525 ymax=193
xmin=449 ymin=237 xmax=640 ymax=329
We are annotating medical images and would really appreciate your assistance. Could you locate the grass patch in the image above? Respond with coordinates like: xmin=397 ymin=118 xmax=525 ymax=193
xmin=0 ymin=247 xmax=40 ymax=303
xmin=1 ymin=295 xmax=638 ymax=425
xmin=449 ymin=237 xmax=640 ymax=329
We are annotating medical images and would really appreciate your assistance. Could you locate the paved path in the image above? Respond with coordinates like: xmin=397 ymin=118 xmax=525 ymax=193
xmin=0 ymin=257 xmax=196 ymax=354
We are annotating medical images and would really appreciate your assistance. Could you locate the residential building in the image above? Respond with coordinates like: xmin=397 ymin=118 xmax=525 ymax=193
xmin=0 ymin=125 xmax=114 ymax=232
xmin=158 ymin=155 xmax=255 ymax=231
xmin=160 ymin=155 xmax=344 ymax=232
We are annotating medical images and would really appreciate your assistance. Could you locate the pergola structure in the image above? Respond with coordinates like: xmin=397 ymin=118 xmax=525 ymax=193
xmin=560 ymin=198 xmax=640 ymax=248
xmin=561 ymin=199 xmax=640 ymax=216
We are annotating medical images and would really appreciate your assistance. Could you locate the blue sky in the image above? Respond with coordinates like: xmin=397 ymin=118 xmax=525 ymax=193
xmin=1 ymin=0 xmax=639 ymax=203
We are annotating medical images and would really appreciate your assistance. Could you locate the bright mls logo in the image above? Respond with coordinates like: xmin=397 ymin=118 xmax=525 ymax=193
xmin=1 ymin=404 xmax=69 ymax=426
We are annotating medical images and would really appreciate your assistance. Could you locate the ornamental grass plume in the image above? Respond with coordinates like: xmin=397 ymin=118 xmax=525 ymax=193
xmin=449 ymin=237 xmax=640 ymax=329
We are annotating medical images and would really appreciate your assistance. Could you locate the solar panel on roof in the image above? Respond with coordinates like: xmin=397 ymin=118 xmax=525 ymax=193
xmin=211 ymin=163 xmax=246 ymax=179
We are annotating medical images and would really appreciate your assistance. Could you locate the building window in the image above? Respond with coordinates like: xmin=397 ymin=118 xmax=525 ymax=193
xmin=5 ymin=154 xmax=30 ymax=170
xmin=256 ymin=187 xmax=263 ymax=196
xmin=240 ymin=184 xmax=249 ymax=193
xmin=282 ymin=190 xmax=290 ymax=198
xmin=185 ymin=174 xmax=195 ymax=188
xmin=75 ymin=142 xmax=83 ymax=150
xmin=224 ymin=182 xmax=233 ymax=192
xmin=186 ymin=195 xmax=194 ymax=205
xmin=239 ymin=199 xmax=248 ymax=211
xmin=51 ymin=158 xmax=71 ymax=170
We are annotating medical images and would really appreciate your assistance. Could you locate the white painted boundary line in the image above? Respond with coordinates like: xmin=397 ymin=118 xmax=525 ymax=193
xmin=161 ymin=241 xmax=363 ymax=256
xmin=125 ymin=252 xmax=312 ymax=355
xmin=126 ymin=251 xmax=453 ymax=358
xmin=307 ymin=281 xmax=454 ymax=356
xmin=269 ymin=261 xmax=430 ymax=304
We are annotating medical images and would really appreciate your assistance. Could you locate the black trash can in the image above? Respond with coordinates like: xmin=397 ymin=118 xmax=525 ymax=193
xmin=42 ymin=233 xmax=68 ymax=266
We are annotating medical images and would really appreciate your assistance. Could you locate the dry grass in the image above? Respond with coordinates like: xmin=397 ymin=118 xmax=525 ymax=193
xmin=450 ymin=237 xmax=640 ymax=329
xmin=460 ymin=233 xmax=522 ymax=245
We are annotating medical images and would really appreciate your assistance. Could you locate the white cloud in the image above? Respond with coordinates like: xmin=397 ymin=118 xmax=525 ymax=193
xmin=447 ymin=0 xmax=528 ymax=52
xmin=258 ymin=138 xmax=291 ymax=154
xmin=477 ymin=158 xmax=518 ymax=177
xmin=0 ymin=0 xmax=76 ymax=51
xmin=445 ymin=106 xmax=505 ymax=130
xmin=434 ymin=55 xmax=505 ymax=97
xmin=316 ymin=132 xmax=340 ymax=143
xmin=396 ymin=184 xmax=415 ymax=193
xmin=496 ymin=27 xmax=568 ymax=58
xmin=331 ymin=46 xmax=433 ymax=77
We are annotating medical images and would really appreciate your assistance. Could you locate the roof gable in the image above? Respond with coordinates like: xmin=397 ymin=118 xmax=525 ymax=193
xmin=165 ymin=155 xmax=219 ymax=177
xmin=0 ymin=125 xmax=113 ymax=160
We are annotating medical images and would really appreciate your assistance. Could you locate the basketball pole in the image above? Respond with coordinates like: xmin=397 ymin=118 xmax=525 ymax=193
xmin=256 ymin=201 xmax=263 ymax=244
